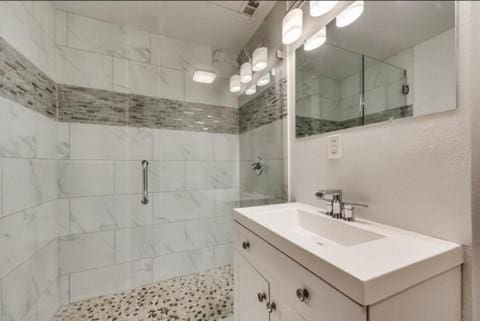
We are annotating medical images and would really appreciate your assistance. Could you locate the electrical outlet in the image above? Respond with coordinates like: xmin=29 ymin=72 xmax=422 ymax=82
xmin=327 ymin=134 xmax=342 ymax=159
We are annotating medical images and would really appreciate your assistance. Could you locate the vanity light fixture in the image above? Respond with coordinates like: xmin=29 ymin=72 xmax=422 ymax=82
xmin=252 ymin=47 xmax=268 ymax=71
xmin=336 ymin=0 xmax=364 ymax=28
xmin=230 ymin=74 xmax=241 ymax=93
xmin=304 ymin=26 xmax=326 ymax=51
xmin=257 ymin=73 xmax=271 ymax=87
xmin=240 ymin=62 xmax=253 ymax=83
xmin=282 ymin=8 xmax=303 ymax=45
xmin=192 ymin=70 xmax=216 ymax=84
xmin=245 ymin=84 xmax=257 ymax=95
xmin=310 ymin=0 xmax=338 ymax=17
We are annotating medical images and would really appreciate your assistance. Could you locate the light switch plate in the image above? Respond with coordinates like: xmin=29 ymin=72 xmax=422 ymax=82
xmin=327 ymin=134 xmax=342 ymax=159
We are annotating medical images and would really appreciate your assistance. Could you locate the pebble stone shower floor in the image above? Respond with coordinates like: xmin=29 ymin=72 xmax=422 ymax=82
xmin=53 ymin=265 xmax=233 ymax=321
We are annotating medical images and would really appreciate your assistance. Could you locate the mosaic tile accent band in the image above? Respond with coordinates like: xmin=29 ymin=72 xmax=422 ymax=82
xmin=53 ymin=265 xmax=233 ymax=321
xmin=58 ymin=85 xmax=239 ymax=134
xmin=239 ymin=78 xmax=287 ymax=133
xmin=296 ymin=105 xmax=413 ymax=137
xmin=0 ymin=36 xmax=57 ymax=119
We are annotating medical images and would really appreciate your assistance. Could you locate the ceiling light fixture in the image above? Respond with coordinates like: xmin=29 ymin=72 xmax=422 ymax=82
xmin=240 ymin=62 xmax=253 ymax=83
xmin=192 ymin=70 xmax=216 ymax=84
xmin=245 ymin=84 xmax=256 ymax=95
xmin=230 ymin=75 xmax=241 ymax=93
xmin=252 ymin=47 xmax=268 ymax=71
xmin=282 ymin=8 xmax=303 ymax=45
xmin=309 ymin=1 xmax=338 ymax=17
xmin=304 ymin=26 xmax=326 ymax=51
xmin=336 ymin=0 xmax=364 ymax=28
xmin=257 ymin=73 xmax=271 ymax=87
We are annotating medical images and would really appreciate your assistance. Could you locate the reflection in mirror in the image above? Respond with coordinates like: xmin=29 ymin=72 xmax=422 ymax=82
xmin=296 ymin=1 xmax=455 ymax=137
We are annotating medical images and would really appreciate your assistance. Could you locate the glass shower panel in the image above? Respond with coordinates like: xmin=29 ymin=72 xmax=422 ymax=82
xmin=363 ymin=56 xmax=408 ymax=124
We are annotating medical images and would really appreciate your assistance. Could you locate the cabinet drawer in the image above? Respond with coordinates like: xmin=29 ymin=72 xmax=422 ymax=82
xmin=234 ymin=222 xmax=366 ymax=321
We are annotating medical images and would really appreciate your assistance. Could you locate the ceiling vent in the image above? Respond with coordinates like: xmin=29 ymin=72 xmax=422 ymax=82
xmin=241 ymin=1 xmax=260 ymax=17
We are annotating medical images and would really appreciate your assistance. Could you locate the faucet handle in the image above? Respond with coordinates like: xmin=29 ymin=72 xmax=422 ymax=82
xmin=342 ymin=202 xmax=368 ymax=221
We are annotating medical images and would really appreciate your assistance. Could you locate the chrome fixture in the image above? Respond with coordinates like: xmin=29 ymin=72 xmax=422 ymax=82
xmin=266 ymin=301 xmax=276 ymax=313
xmin=251 ymin=156 xmax=264 ymax=176
xmin=315 ymin=189 xmax=367 ymax=221
xmin=242 ymin=241 xmax=250 ymax=250
xmin=257 ymin=292 xmax=267 ymax=302
xmin=141 ymin=160 xmax=149 ymax=205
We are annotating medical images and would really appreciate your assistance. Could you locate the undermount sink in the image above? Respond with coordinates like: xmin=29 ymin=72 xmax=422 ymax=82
xmin=297 ymin=210 xmax=384 ymax=246
xmin=233 ymin=202 xmax=463 ymax=305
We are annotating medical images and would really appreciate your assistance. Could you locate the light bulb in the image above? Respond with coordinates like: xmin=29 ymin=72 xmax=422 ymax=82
xmin=282 ymin=8 xmax=303 ymax=45
xmin=240 ymin=62 xmax=252 ymax=83
xmin=252 ymin=47 xmax=268 ymax=71
xmin=336 ymin=1 xmax=364 ymax=28
xmin=304 ymin=27 xmax=326 ymax=51
xmin=229 ymin=75 xmax=241 ymax=93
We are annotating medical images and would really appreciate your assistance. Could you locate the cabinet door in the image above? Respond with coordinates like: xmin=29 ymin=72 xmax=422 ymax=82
xmin=234 ymin=250 xmax=270 ymax=321
xmin=270 ymin=299 xmax=306 ymax=321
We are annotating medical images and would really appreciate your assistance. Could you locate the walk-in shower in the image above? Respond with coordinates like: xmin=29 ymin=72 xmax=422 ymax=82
xmin=0 ymin=1 xmax=286 ymax=321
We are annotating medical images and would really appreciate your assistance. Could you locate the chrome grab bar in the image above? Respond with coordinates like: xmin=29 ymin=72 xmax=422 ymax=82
xmin=141 ymin=160 xmax=149 ymax=205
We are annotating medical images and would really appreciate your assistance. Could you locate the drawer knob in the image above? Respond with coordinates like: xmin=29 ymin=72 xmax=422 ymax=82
xmin=242 ymin=241 xmax=250 ymax=250
xmin=266 ymin=301 xmax=276 ymax=313
xmin=296 ymin=288 xmax=309 ymax=302
xmin=257 ymin=292 xmax=267 ymax=302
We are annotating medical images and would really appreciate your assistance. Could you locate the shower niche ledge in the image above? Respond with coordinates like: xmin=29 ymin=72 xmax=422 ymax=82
xmin=233 ymin=203 xmax=463 ymax=321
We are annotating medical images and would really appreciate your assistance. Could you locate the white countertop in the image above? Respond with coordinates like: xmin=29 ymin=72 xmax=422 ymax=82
xmin=233 ymin=202 xmax=463 ymax=305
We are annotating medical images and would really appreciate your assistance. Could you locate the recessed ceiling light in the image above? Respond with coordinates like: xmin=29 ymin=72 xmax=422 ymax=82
xmin=193 ymin=70 xmax=216 ymax=84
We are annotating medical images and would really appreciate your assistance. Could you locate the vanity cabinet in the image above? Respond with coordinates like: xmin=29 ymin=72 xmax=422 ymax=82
xmin=234 ymin=222 xmax=461 ymax=321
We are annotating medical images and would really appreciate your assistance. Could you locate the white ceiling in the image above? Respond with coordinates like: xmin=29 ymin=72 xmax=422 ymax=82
xmin=52 ymin=1 xmax=276 ymax=56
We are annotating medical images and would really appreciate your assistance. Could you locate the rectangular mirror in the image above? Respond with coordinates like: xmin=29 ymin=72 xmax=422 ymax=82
xmin=296 ymin=1 xmax=456 ymax=137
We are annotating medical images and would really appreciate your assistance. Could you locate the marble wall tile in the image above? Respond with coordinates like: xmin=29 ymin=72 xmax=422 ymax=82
xmin=153 ymin=191 xmax=214 ymax=223
xmin=56 ymin=46 xmax=113 ymax=91
xmin=35 ymin=113 xmax=58 ymax=159
xmin=153 ymin=129 xmax=214 ymax=161
xmin=0 ymin=97 xmax=36 ymax=158
xmin=153 ymin=252 xmax=194 ymax=282
xmin=70 ymin=195 xmax=152 ymax=234
xmin=69 ymin=123 xmax=152 ymax=160
xmin=58 ymin=161 xmax=114 ymax=197
xmin=114 ymin=223 xmax=186 ymax=263
xmin=240 ymin=159 xmax=286 ymax=200
xmin=0 ymin=211 xmax=35 ymax=278
xmin=185 ymin=161 xmax=238 ymax=190
xmin=34 ymin=200 xmax=58 ymax=250
xmin=36 ymin=280 xmax=59 ymax=321
xmin=185 ymin=217 xmax=232 ymax=250
xmin=2 ymin=159 xmax=57 ymax=215
xmin=33 ymin=1 xmax=55 ymax=42
xmin=67 ymin=12 xmax=151 ymax=63
xmin=69 ymin=259 xmax=153 ymax=303
xmin=250 ymin=120 xmax=284 ymax=160
xmin=58 ymin=274 xmax=70 ymax=306
xmin=0 ymin=3 xmax=57 ymax=81
xmin=150 ymin=34 xmax=237 ymax=77
xmin=156 ymin=66 xmax=185 ymax=101
xmin=1 ymin=241 xmax=57 ymax=321
xmin=19 ymin=307 xmax=35 ymax=321
xmin=56 ymin=198 xmax=70 ymax=237
xmin=57 ymin=122 xmax=70 ymax=159
xmin=113 ymin=161 xmax=145 ymax=195
xmin=214 ymin=244 xmax=233 ymax=267
xmin=149 ymin=161 xmax=185 ymax=192
xmin=185 ymin=74 xmax=238 ymax=108
xmin=214 ymin=134 xmax=239 ymax=161
xmin=128 ymin=61 xmax=157 ymax=97
xmin=113 ymin=57 xmax=129 ymax=93
xmin=55 ymin=9 xmax=67 ymax=46
xmin=213 ymin=188 xmax=241 ymax=217
xmin=188 ymin=247 xmax=214 ymax=273
xmin=59 ymin=231 xmax=115 ymax=274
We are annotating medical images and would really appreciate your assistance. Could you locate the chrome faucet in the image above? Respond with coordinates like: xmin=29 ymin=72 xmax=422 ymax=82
xmin=315 ymin=189 xmax=368 ymax=221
